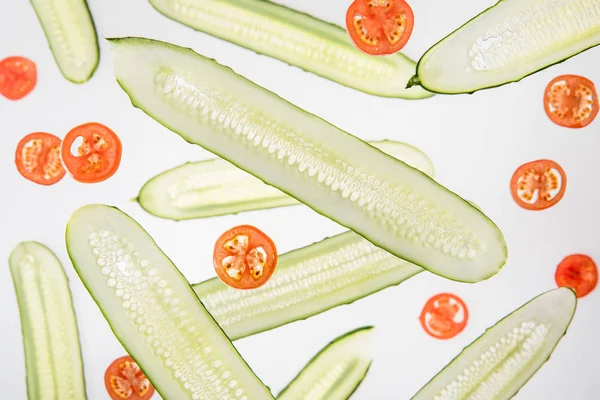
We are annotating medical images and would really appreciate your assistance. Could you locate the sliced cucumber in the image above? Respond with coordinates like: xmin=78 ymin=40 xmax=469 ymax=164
xmin=412 ymin=287 xmax=577 ymax=400
xmin=65 ymin=204 xmax=274 ymax=399
xmin=110 ymin=36 xmax=507 ymax=283
xmin=407 ymin=0 xmax=600 ymax=94
xmin=193 ymin=230 xmax=423 ymax=340
xmin=136 ymin=140 xmax=435 ymax=220
xmin=9 ymin=241 xmax=86 ymax=400
xmin=29 ymin=0 xmax=99 ymax=83
xmin=277 ymin=326 xmax=374 ymax=400
xmin=147 ymin=0 xmax=432 ymax=99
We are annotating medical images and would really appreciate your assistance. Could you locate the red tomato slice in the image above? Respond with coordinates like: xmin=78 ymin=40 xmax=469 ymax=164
xmin=213 ymin=225 xmax=278 ymax=290
xmin=61 ymin=122 xmax=123 ymax=183
xmin=15 ymin=132 xmax=66 ymax=186
xmin=555 ymin=254 xmax=598 ymax=298
xmin=104 ymin=355 xmax=155 ymax=400
xmin=0 ymin=56 xmax=37 ymax=100
xmin=419 ymin=293 xmax=468 ymax=340
xmin=544 ymin=74 xmax=598 ymax=129
xmin=510 ymin=159 xmax=566 ymax=211
xmin=346 ymin=0 xmax=414 ymax=55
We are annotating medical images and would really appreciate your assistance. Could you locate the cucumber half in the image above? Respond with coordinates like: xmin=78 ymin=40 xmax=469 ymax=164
xmin=29 ymin=0 xmax=99 ymax=83
xmin=65 ymin=204 xmax=274 ymax=399
xmin=277 ymin=326 xmax=374 ymax=400
xmin=148 ymin=0 xmax=432 ymax=99
xmin=412 ymin=287 xmax=577 ymax=399
xmin=9 ymin=241 xmax=86 ymax=400
xmin=193 ymin=230 xmax=423 ymax=340
xmin=136 ymin=139 xmax=435 ymax=221
xmin=110 ymin=36 xmax=507 ymax=283
xmin=407 ymin=0 xmax=600 ymax=94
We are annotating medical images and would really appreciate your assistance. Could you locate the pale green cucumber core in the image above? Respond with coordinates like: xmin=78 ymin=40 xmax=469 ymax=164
xmin=9 ymin=241 xmax=86 ymax=400
xmin=29 ymin=0 xmax=99 ymax=83
xmin=148 ymin=0 xmax=433 ymax=99
xmin=410 ymin=0 xmax=600 ymax=94
xmin=110 ymin=37 xmax=507 ymax=283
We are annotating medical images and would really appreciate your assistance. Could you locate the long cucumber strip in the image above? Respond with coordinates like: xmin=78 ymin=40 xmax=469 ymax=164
xmin=148 ymin=0 xmax=432 ymax=99
xmin=193 ymin=230 xmax=423 ymax=340
xmin=412 ymin=287 xmax=577 ymax=399
xmin=277 ymin=326 xmax=374 ymax=400
xmin=110 ymin=36 xmax=507 ymax=283
xmin=29 ymin=0 xmax=99 ymax=83
xmin=407 ymin=0 xmax=600 ymax=94
xmin=65 ymin=204 xmax=274 ymax=400
xmin=9 ymin=241 xmax=87 ymax=400
xmin=136 ymin=139 xmax=435 ymax=220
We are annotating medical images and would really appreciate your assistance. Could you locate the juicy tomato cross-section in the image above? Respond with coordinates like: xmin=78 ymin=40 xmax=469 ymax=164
xmin=15 ymin=132 xmax=66 ymax=186
xmin=419 ymin=293 xmax=469 ymax=340
xmin=346 ymin=0 xmax=414 ymax=55
xmin=104 ymin=355 xmax=155 ymax=400
xmin=543 ymin=74 xmax=598 ymax=129
xmin=555 ymin=254 xmax=598 ymax=298
xmin=61 ymin=122 xmax=123 ymax=183
xmin=213 ymin=225 xmax=278 ymax=290
xmin=510 ymin=159 xmax=567 ymax=211
xmin=0 ymin=56 xmax=37 ymax=100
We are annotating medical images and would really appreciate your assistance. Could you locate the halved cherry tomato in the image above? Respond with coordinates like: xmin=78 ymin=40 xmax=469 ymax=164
xmin=213 ymin=225 xmax=278 ymax=290
xmin=555 ymin=254 xmax=598 ymax=298
xmin=15 ymin=132 xmax=66 ymax=186
xmin=419 ymin=293 xmax=468 ymax=340
xmin=346 ymin=0 xmax=414 ymax=55
xmin=510 ymin=159 xmax=566 ymax=211
xmin=61 ymin=122 xmax=122 ymax=183
xmin=104 ymin=355 xmax=155 ymax=400
xmin=543 ymin=74 xmax=598 ymax=129
xmin=0 ymin=56 xmax=37 ymax=100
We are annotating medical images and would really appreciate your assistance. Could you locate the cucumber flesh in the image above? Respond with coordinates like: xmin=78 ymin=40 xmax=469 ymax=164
xmin=9 ymin=241 xmax=87 ymax=400
xmin=277 ymin=326 xmax=374 ymax=400
xmin=136 ymin=140 xmax=435 ymax=221
xmin=65 ymin=204 xmax=274 ymax=400
xmin=29 ymin=0 xmax=99 ymax=83
xmin=412 ymin=287 xmax=577 ymax=400
xmin=408 ymin=0 xmax=600 ymax=94
xmin=110 ymin=36 xmax=507 ymax=283
xmin=193 ymin=230 xmax=423 ymax=340
xmin=148 ymin=0 xmax=432 ymax=99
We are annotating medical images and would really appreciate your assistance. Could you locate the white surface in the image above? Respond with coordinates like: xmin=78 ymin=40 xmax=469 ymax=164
xmin=0 ymin=0 xmax=598 ymax=399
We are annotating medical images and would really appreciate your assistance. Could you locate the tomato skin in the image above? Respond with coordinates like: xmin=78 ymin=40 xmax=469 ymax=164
xmin=555 ymin=254 xmax=598 ymax=298
xmin=419 ymin=293 xmax=468 ymax=340
xmin=346 ymin=0 xmax=414 ymax=56
xmin=543 ymin=74 xmax=598 ymax=129
xmin=104 ymin=355 xmax=155 ymax=400
xmin=213 ymin=225 xmax=278 ymax=290
xmin=15 ymin=132 xmax=66 ymax=186
xmin=510 ymin=159 xmax=566 ymax=211
xmin=0 ymin=56 xmax=37 ymax=100
xmin=60 ymin=122 xmax=122 ymax=183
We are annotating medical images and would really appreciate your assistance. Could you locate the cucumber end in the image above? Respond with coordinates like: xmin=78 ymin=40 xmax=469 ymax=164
xmin=406 ymin=75 xmax=420 ymax=89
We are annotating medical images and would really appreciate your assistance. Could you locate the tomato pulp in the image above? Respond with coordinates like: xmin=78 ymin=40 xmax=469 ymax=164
xmin=104 ymin=355 xmax=155 ymax=400
xmin=419 ymin=293 xmax=469 ymax=340
xmin=346 ymin=0 xmax=414 ymax=55
xmin=15 ymin=132 xmax=66 ymax=185
xmin=544 ymin=74 xmax=598 ymax=129
xmin=213 ymin=225 xmax=278 ymax=290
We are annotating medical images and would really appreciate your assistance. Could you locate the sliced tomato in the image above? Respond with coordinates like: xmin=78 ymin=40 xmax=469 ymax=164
xmin=213 ymin=225 xmax=278 ymax=290
xmin=104 ymin=355 xmax=155 ymax=400
xmin=346 ymin=0 xmax=414 ymax=55
xmin=544 ymin=74 xmax=598 ymax=129
xmin=419 ymin=293 xmax=468 ymax=340
xmin=61 ymin=122 xmax=122 ymax=183
xmin=15 ymin=132 xmax=66 ymax=186
xmin=555 ymin=254 xmax=598 ymax=298
xmin=510 ymin=159 xmax=566 ymax=211
xmin=0 ymin=56 xmax=37 ymax=100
